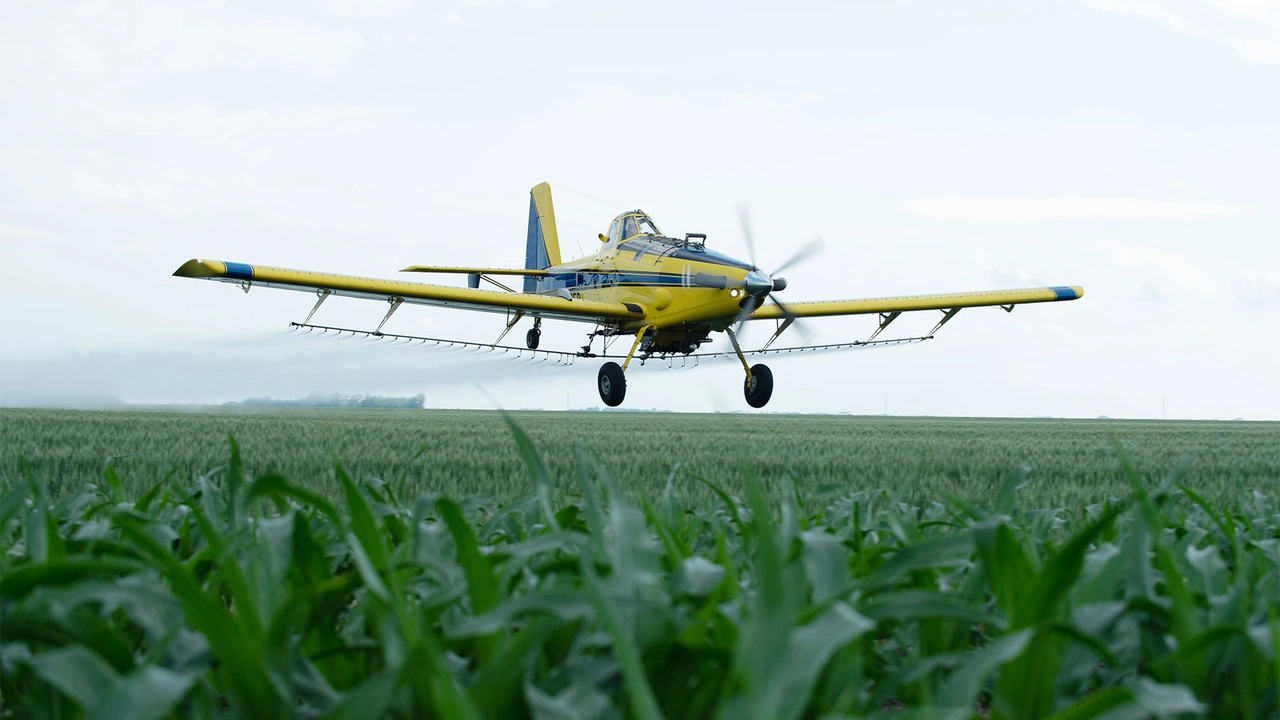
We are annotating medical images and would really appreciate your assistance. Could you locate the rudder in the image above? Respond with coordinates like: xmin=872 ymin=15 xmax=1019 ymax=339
xmin=524 ymin=182 xmax=562 ymax=292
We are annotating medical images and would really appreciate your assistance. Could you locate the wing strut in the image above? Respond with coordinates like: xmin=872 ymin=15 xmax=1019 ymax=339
xmin=304 ymin=289 xmax=331 ymax=325
xmin=867 ymin=311 xmax=901 ymax=342
xmin=761 ymin=317 xmax=795 ymax=351
xmin=492 ymin=310 xmax=525 ymax=346
xmin=374 ymin=297 xmax=402 ymax=335
xmin=928 ymin=307 xmax=961 ymax=337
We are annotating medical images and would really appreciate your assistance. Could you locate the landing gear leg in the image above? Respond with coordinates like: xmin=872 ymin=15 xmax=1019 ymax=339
xmin=596 ymin=325 xmax=654 ymax=407
xmin=726 ymin=327 xmax=773 ymax=408
xmin=526 ymin=318 xmax=542 ymax=350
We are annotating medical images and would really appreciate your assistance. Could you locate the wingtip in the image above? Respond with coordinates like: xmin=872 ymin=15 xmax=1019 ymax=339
xmin=174 ymin=258 xmax=221 ymax=278
xmin=1049 ymin=285 xmax=1085 ymax=301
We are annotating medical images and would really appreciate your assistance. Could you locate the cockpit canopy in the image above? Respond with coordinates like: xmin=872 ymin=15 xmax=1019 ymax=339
xmin=607 ymin=211 xmax=662 ymax=246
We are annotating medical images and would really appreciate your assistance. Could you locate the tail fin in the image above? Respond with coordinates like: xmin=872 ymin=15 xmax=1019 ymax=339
xmin=524 ymin=182 xmax=562 ymax=292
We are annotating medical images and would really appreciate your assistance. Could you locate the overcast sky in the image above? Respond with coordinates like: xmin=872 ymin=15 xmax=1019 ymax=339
xmin=2 ymin=0 xmax=1277 ymax=419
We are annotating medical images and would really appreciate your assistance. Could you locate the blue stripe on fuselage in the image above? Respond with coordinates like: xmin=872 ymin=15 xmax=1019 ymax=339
xmin=546 ymin=271 xmax=687 ymax=291
xmin=224 ymin=262 xmax=253 ymax=280
xmin=1049 ymin=286 xmax=1077 ymax=300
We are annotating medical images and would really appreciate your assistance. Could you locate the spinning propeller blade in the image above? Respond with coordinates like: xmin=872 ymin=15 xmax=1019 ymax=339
xmin=731 ymin=204 xmax=824 ymax=344
xmin=771 ymin=236 xmax=824 ymax=277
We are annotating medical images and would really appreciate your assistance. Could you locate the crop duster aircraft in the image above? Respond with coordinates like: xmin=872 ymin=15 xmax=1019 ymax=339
xmin=175 ymin=182 xmax=1083 ymax=408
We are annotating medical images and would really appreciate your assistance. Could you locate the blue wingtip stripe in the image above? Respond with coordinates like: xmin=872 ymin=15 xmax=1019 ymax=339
xmin=224 ymin=262 xmax=254 ymax=280
xmin=1049 ymin=286 xmax=1076 ymax=300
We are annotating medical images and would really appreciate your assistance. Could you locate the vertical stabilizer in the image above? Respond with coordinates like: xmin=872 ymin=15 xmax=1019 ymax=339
xmin=524 ymin=182 xmax=562 ymax=292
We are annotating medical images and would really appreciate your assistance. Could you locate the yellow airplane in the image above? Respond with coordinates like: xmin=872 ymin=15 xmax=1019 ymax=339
xmin=175 ymin=182 xmax=1082 ymax=408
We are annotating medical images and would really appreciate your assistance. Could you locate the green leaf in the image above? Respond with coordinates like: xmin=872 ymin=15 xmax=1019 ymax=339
xmin=85 ymin=665 xmax=200 ymax=720
xmin=860 ymin=534 xmax=974 ymax=594
xmin=525 ymin=676 xmax=616 ymax=720
xmin=438 ymin=496 xmax=500 ymax=663
xmin=763 ymin=601 xmax=875 ymax=720
xmin=639 ymin=483 xmax=689 ymax=564
xmin=799 ymin=529 xmax=848 ymax=604
xmin=581 ymin=562 xmax=663 ymax=720
xmin=26 ymin=645 xmax=120 ymax=707
xmin=858 ymin=590 xmax=997 ymax=627
xmin=1039 ymin=687 xmax=1142 ymax=720
xmin=114 ymin=514 xmax=284 ymax=717
xmin=672 ymin=556 xmax=725 ymax=597
xmin=1130 ymin=678 xmax=1207 ymax=716
xmin=935 ymin=628 xmax=1033 ymax=709
xmin=974 ymin=521 xmax=1036 ymax=624
xmin=501 ymin=412 xmax=560 ymax=532
xmin=345 ymin=531 xmax=390 ymax=602
xmin=1 ymin=558 xmax=144 ymax=599
xmin=1022 ymin=502 xmax=1126 ymax=626
xmin=994 ymin=465 xmax=1030 ymax=515
xmin=247 ymin=472 xmax=341 ymax=524
xmin=469 ymin=617 xmax=560 ymax=718
xmin=321 ymin=665 xmax=402 ymax=720
xmin=448 ymin=590 xmax=595 ymax=638
xmin=337 ymin=465 xmax=389 ymax=572
xmin=102 ymin=457 xmax=127 ymax=504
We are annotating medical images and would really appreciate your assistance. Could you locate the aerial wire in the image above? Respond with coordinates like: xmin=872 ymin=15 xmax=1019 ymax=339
xmin=550 ymin=183 xmax=629 ymax=210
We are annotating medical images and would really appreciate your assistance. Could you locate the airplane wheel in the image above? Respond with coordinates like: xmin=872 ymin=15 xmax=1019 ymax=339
xmin=744 ymin=364 xmax=773 ymax=408
xmin=598 ymin=362 xmax=626 ymax=407
xmin=525 ymin=328 xmax=541 ymax=350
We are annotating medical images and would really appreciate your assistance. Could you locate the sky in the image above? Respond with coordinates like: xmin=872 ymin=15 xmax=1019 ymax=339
xmin=1 ymin=0 xmax=1277 ymax=418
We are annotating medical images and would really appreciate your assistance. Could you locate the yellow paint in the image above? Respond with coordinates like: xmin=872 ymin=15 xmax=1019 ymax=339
xmin=653 ymin=288 xmax=672 ymax=311
xmin=172 ymin=258 xmax=641 ymax=322
xmin=747 ymin=286 xmax=1086 ymax=320
xmin=621 ymin=325 xmax=655 ymax=372
xmin=530 ymin=182 xmax=562 ymax=267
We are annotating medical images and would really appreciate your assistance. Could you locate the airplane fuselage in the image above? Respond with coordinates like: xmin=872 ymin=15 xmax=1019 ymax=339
xmin=532 ymin=237 xmax=761 ymax=352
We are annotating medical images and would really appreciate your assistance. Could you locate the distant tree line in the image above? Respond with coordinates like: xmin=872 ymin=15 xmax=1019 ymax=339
xmin=224 ymin=393 xmax=425 ymax=409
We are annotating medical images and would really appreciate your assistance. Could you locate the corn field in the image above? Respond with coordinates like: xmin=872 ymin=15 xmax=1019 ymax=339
xmin=1 ymin=418 xmax=1276 ymax=718
xmin=3 ymin=409 xmax=1277 ymax=509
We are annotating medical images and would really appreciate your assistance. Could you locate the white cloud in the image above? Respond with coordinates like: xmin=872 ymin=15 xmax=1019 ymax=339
xmin=901 ymin=196 xmax=1249 ymax=222
xmin=1089 ymin=0 xmax=1280 ymax=65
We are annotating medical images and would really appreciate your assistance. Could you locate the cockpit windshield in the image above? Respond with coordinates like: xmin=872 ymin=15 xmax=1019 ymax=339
xmin=637 ymin=215 xmax=660 ymax=237
xmin=611 ymin=211 xmax=663 ymax=244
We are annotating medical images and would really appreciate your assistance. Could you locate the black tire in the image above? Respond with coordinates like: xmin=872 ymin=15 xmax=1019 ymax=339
xmin=525 ymin=328 xmax=541 ymax=350
xmin=744 ymin=363 xmax=773 ymax=408
xmin=597 ymin=362 xmax=626 ymax=407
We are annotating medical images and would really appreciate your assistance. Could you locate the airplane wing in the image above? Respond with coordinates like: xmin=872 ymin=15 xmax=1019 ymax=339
xmin=746 ymin=286 xmax=1083 ymax=320
xmin=173 ymin=259 xmax=644 ymax=323
xmin=401 ymin=265 xmax=548 ymax=276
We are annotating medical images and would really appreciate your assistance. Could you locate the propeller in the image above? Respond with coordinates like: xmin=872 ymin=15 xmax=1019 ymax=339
xmin=730 ymin=205 xmax=824 ymax=343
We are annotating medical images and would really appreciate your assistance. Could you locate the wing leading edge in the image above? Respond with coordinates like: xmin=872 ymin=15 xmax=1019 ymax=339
xmin=746 ymin=285 xmax=1083 ymax=320
xmin=173 ymin=259 xmax=643 ymax=322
